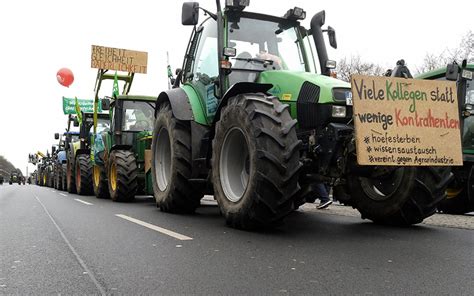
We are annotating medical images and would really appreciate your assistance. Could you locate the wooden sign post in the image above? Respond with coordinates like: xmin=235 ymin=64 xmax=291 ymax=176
xmin=351 ymin=75 xmax=462 ymax=166
xmin=91 ymin=45 xmax=148 ymax=74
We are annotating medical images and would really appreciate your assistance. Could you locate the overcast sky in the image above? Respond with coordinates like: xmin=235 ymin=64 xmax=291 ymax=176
xmin=0 ymin=0 xmax=472 ymax=174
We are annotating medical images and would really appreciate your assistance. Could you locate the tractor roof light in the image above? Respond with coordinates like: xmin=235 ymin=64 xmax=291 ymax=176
xmin=284 ymin=7 xmax=306 ymax=21
xmin=225 ymin=0 xmax=249 ymax=11
xmin=461 ymin=69 xmax=473 ymax=80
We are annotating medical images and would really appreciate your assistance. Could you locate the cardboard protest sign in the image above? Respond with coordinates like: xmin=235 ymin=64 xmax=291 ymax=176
xmin=91 ymin=45 xmax=148 ymax=74
xmin=351 ymin=75 xmax=462 ymax=166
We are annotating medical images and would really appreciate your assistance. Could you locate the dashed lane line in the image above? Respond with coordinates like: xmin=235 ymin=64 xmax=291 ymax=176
xmin=34 ymin=195 xmax=106 ymax=295
xmin=59 ymin=193 xmax=68 ymax=197
xmin=74 ymin=199 xmax=93 ymax=206
xmin=115 ymin=214 xmax=193 ymax=241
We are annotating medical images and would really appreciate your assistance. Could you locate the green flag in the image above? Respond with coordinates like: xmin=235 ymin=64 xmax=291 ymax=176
xmin=112 ymin=71 xmax=119 ymax=98
xmin=74 ymin=97 xmax=82 ymax=124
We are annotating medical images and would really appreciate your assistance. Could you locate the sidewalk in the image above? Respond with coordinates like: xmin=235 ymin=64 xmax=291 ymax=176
xmin=300 ymin=202 xmax=474 ymax=230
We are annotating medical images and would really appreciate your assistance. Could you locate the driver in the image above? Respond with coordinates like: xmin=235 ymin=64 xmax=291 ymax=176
xmin=256 ymin=50 xmax=282 ymax=68
xmin=131 ymin=109 xmax=153 ymax=131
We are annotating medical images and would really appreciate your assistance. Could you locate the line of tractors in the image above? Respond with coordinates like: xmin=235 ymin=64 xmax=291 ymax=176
xmin=28 ymin=1 xmax=473 ymax=229
xmin=0 ymin=169 xmax=25 ymax=185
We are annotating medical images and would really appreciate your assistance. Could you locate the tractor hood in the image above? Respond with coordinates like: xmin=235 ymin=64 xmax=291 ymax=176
xmin=257 ymin=70 xmax=351 ymax=104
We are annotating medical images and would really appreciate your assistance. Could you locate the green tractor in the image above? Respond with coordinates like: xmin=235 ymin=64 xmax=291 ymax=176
xmin=66 ymin=112 xmax=109 ymax=195
xmin=91 ymin=70 xmax=155 ymax=201
xmin=36 ymin=154 xmax=53 ymax=187
xmin=150 ymin=1 xmax=452 ymax=229
xmin=9 ymin=170 xmax=21 ymax=185
xmin=417 ymin=61 xmax=474 ymax=214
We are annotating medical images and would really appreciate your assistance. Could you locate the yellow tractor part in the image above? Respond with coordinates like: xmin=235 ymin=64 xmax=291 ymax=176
xmin=446 ymin=188 xmax=463 ymax=199
xmin=110 ymin=163 xmax=117 ymax=191
xmin=93 ymin=165 xmax=100 ymax=188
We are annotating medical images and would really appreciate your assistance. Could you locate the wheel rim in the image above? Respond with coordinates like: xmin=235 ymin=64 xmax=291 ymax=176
xmin=110 ymin=162 xmax=117 ymax=191
xmin=93 ymin=166 xmax=100 ymax=187
xmin=360 ymin=168 xmax=404 ymax=201
xmin=219 ymin=127 xmax=250 ymax=203
xmin=155 ymin=127 xmax=171 ymax=191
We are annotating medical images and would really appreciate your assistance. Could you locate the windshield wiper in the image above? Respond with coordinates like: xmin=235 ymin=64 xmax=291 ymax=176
xmin=232 ymin=57 xmax=274 ymax=66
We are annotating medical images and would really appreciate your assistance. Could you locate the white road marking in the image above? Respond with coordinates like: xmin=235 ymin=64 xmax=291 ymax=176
xmin=115 ymin=214 xmax=193 ymax=241
xmin=74 ymin=199 xmax=93 ymax=206
xmin=34 ymin=195 xmax=105 ymax=295
xmin=59 ymin=193 xmax=68 ymax=197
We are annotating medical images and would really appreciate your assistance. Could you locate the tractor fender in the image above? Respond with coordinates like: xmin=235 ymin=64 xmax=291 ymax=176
xmin=110 ymin=144 xmax=133 ymax=152
xmin=156 ymin=88 xmax=194 ymax=121
xmin=75 ymin=149 xmax=90 ymax=157
xmin=212 ymin=82 xmax=273 ymax=125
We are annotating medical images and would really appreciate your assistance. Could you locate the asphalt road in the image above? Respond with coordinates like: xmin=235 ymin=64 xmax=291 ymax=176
xmin=1 ymin=185 xmax=473 ymax=295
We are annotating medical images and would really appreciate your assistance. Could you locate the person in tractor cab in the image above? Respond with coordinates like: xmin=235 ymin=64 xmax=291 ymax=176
xmin=130 ymin=109 xmax=153 ymax=131
xmin=256 ymin=50 xmax=282 ymax=68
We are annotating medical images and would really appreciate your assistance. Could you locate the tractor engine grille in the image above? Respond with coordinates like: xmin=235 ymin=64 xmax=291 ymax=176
xmin=297 ymin=81 xmax=321 ymax=128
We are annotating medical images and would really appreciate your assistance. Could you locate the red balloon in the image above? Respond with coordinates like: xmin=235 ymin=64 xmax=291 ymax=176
xmin=57 ymin=68 xmax=74 ymax=87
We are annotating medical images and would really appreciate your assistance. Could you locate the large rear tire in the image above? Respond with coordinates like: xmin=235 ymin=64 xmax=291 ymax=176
xmin=347 ymin=167 xmax=452 ymax=225
xmin=151 ymin=103 xmax=203 ymax=213
xmin=75 ymin=154 xmax=93 ymax=195
xmin=212 ymin=94 xmax=302 ymax=229
xmin=107 ymin=150 xmax=137 ymax=202
xmin=93 ymin=164 xmax=109 ymax=199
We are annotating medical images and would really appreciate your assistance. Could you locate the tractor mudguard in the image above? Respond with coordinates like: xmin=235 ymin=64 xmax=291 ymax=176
xmin=75 ymin=148 xmax=90 ymax=156
xmin=156 ymin=88 xmax=194 ymax=121
xmin=212 ymin=82 xmax=273 ymax=124
xmin=111 ymin=144 xmax=133 ymax=152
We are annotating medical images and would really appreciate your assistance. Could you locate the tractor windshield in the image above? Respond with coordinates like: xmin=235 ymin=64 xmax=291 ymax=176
xmin=228 ymin=16 xmax=306 ymax=73
xmin=95 ymin=118 xmax=110 ymax=134
xmin=122 ymin=101 xmax=154 ymax=132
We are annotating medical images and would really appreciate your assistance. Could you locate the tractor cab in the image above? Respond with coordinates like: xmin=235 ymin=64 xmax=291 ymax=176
xmin=417 ymin=61 xmax=474 ymax=153
xmin=416 ymin=61 xmax=474 ymax=214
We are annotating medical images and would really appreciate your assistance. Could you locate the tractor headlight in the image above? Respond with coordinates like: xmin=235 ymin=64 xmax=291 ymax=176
xmin=332 ymin=105 xmax=346 ymax=118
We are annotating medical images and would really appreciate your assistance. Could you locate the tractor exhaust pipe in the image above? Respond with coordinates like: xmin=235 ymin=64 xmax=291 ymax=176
xmin=310 ymin=11 xmax=330 ymax=76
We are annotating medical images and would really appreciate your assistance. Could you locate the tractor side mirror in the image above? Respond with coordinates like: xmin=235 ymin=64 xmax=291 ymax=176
xmin=182 ymin=2 xmax=199 ymax=26
xmin=51 ymin=146 xmax=56 ymax=154
xmin=101 ymin=98 xmax=111 ymax=110
xmin=73 ymin=117 xmax=79 ymax=127
xmin=54 ymin=133 xmax=59 ymax=140
xmin=327 ymin=26 xmax=337 ymax=49
xmin=446 ymin=62 xmax=459 ymax=81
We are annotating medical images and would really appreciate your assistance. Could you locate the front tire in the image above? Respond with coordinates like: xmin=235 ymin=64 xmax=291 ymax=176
xmin=93 ymin=164 xmax=109 ymax=199
xmin=66 ymin=158 xmax=76 ymax=193
xmin=212 ymin=94 xmax=302 ymax=229
xmin=75 ymin=154 xmax=93 ymax=195
xmin=107 ymin=150 xmax=137 ymax=202
xmin=347 ymin=167 xmax=452 ymax=225
xmin=151 ymin=103 xmax=203 ymax=213
xmin=61 ymin=164 xmax=67 ymax=191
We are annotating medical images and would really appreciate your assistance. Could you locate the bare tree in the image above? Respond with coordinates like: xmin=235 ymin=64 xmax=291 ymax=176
xmin=337 ymin=55 xmax=385 ymax=82
xmin=416 ymin=30 xmax=473 ymax=74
